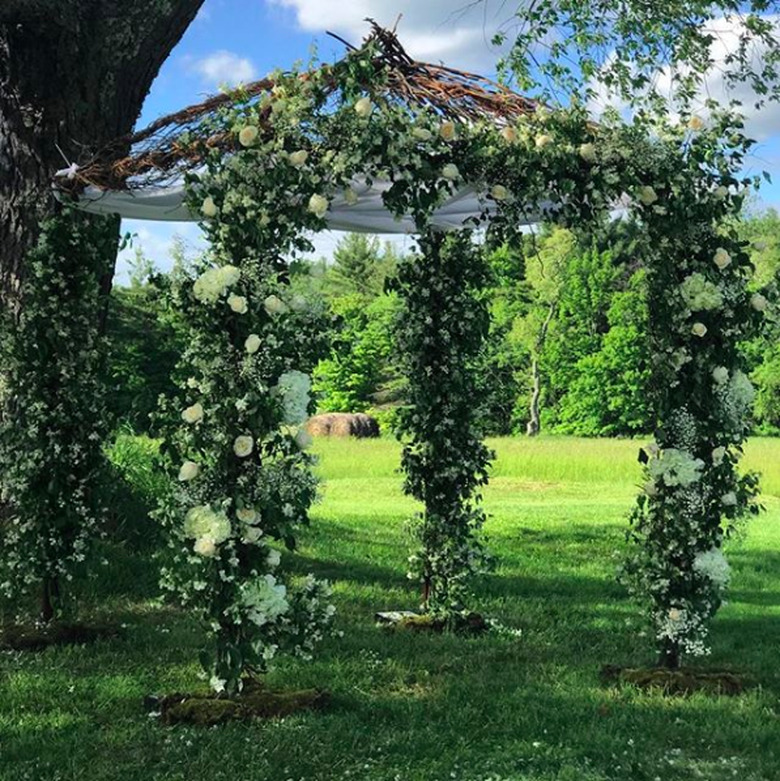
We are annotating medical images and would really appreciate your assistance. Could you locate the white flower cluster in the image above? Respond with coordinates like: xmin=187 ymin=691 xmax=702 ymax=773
xmin=240 ymin=574 xmax=289 ymax=626
xmin=647 ymin=447 xmax=704 ymax=487
xmin=192 ymin=265 xmax=241 ymax=304
xmin=680 ymin=272 xmax=722 ymax=311
xmin=274 ymin=370 xmax=311 ymax=425
xmin=183 ymin=505 xmax=232 ymax=556
xmin=693 ymin=547 xmax=731 ymax=590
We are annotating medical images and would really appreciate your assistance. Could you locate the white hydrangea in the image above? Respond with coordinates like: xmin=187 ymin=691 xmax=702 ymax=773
xmin=693 ymin=547 xmax=731 ymax=589
xmin=184 ymin=505 xmax=232 ymax=544
xmin=354 ymin=96 xmax=373 ymax=117
xmin=578 ymin=142 xmax=596 ymax=162
xmin=648 ymin=448 xmax=704 ymax=487
xmin=240 ymin=574 xmax=289 ymax=626
xmin=201 ymin=197 xmax=218 ymax=218
xmin=274 ymin=370 xmax=311 ymax=425
xmin=193 ymin=265 xmax=241 ymax=304
xmin=288 ymin=149 xmax=308 ymax=167
xmin=491 ymin=184 xmax=509 ymax=201
xmin=680 ymin=272 xmax=722 ymax=311
xmin=712 ymin=366 xmax=729 ymax=385
xmin=535 ymin=134 xmax=553 ymax=149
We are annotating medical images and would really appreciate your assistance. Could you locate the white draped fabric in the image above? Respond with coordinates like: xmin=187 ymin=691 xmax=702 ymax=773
xmin=66 ymin=177 xmax=546 ymax=232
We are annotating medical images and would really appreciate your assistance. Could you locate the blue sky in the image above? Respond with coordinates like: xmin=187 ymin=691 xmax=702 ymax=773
xmin=117 ymin=0 xmax=780 ymax=282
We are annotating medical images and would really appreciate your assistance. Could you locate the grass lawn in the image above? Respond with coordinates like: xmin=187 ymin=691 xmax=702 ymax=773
xmin=2 ymin=436 xmax=780 ymax=781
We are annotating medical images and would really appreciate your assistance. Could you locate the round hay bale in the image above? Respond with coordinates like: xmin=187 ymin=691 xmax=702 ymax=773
xmin=305 ymin=412 xmax=380 ymax=438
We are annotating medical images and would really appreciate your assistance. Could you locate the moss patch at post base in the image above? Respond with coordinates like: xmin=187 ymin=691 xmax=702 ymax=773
xmin=600 ymin=665 xmax=751 ymax=696
xmin=0 ymin=622 xmax=118 ymax=651
xmin=155 ymin=681 xmax=330 ymax=726
xmin=375 ymin=610 xmax=488 ymax=636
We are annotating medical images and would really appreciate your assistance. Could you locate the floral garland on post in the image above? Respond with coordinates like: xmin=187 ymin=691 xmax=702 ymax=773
xmin=0 ymin=206 xmax=114 ymax=622
xmin=622 ymin=116 xmax=767 ymax=668
xmin=390 ymin=230 xmax=493 ymax=623
xmin=155 ymin=81 xmax=350 ymax=693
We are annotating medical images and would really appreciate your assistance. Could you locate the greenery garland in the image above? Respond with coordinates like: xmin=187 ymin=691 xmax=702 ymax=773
xmin=390 ymin=230 xmax=493 ymax=620
xmin=0 ymin=206 xmax=114 ymax=621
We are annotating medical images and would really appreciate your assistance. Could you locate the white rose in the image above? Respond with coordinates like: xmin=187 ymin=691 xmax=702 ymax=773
xmin=535 ymin=134 xmax=553 ymax=149
xmin=442 ymin=163 xmax=460 ymax=181
xmin=578 ymin=142 xmax=597 ymax=163
xmin=687 ymin=115 xmax=705 ymax=131
xmin=714 ymin=185 xmax=729 ymax=199
xmin=354 ymin=96 xmax=373 ymax=117
xmin=263 ymin=294 xmax=288 ymax=315
xmin=245 ymin=333 xmax=262 ymax=354
xmin=712 ymin=366 xmax=729 ymax=384
xmin=289 ymin=149 xmax=308 ymax=167
xmin=182 ymin=403 xmax=204 ymax=424
xmin=439 ymin=121 xmax=457 ymax=141
xmin=239 ymin=125 xmax=259 ymax=147
xmin=194 ymin=537 xmax=217 ymax=557
xmin=491 ymin=184 xmax=509 ymax=201
xmin=243 ymin=526 xmax=263 ymax=544
xmin=751 ymin=293 xmax=768 ymax=312
xmin=501 ymin=125 xmax=517 ymax=144
xmin=721 ymin=492 xmax=738 ymax=506
xmin=233 ymin=435 xmax=254 ymax=458
xmin=691 ymin=322 xmax=708 ymax=338
xmin=308 ymin=193 xmax=329 ymax=218
xmin=266 ymin=549 xmax=281 ymax=568
xmin=201 ymin=196 xmax=218 ymax=218
xmin=713 ymin=247 xmax=732 ymax=270
xmin=178 ymin=461 xmax=200 ymax=481
xmin=637 ymin=186 xmax=658 ymax=205
xmin=228 ymin=294 xmax=248 ymax=314
xmin=412 ymin=127 xmax=432 ymax=141
xmin=343 ymin=187 xmax=358 ymax=206
xmin=237 ymin=507 xmax=258 ymax=524
xmin=712 ymin=446 xmax=727 ymax=465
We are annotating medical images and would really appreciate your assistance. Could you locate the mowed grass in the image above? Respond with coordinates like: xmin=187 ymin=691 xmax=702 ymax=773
xmin=2 ymin=437 xmax=780 ymax=781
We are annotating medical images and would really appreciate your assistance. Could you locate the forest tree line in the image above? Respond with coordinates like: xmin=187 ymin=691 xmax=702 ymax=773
xmin=107 ymin=207 xmax=780 ymax=438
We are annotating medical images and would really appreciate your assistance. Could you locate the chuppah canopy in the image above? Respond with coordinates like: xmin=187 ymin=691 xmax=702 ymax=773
xmin=67 ymin=177 xmax=547 ymax=231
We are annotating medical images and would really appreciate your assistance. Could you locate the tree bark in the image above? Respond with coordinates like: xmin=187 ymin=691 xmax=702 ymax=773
xmin=0 ymin=0 xmax=206 ymax=309
xmin=526 ymin=302 xmax=555 ymax=437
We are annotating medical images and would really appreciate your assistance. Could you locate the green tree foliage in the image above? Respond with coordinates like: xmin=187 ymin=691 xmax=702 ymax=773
xmin=313 ymin=293 xmax=401 ymax=412
xmin=105 ymin=250 xmax=184 ymax=431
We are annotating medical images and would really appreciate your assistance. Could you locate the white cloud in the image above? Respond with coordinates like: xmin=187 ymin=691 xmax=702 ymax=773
xmin=589 ymin=16 xmax=780 ymax=141
xmin=303 ymin=230 xmax=416 ymax=263
xmin=188 ymin=50 xmax=257 ymax=87
xmin=268 ymin=0 xmax=511 ymax=74
xmin=116 ymin=220 xmax=205 ymax=285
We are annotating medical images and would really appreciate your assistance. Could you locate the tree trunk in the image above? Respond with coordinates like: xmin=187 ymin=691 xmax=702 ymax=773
xmin=0 ymin=0 xmax=206 ymax=310
xmin=526 ymin=302 xmax=556 ymax=437
xmin=658 ymin=639 xmax=680 ymax=670
xmin=0 ymin=1 xmax=205 ymax=620
xmin=526 ymin=358 xmax=541 ymax=436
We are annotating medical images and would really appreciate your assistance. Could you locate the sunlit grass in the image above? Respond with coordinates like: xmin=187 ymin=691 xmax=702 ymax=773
xmin=2 ymin=436 xmax=779 ymax=780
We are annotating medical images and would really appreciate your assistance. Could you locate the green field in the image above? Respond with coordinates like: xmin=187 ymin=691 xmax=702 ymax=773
xmin=2 ymin=436 xmax=780 ymax=781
